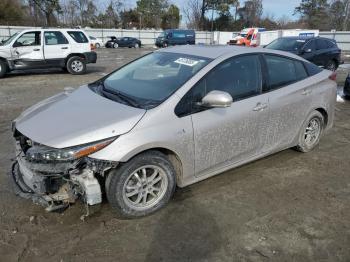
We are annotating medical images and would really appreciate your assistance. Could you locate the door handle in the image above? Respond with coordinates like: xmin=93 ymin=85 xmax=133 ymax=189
xmin=33 ymin=48 xmax=40 ymax=51
xmin=253 ymin=103 xmax=268 ymax=112
xmin=61 ymin=47 xmax=68 ymax=49
xmin=301 ymin=90 xmax=312 ymax=95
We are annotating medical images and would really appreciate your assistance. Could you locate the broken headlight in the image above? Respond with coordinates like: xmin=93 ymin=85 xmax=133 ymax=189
xmin=25 ymin=137 xmax=116 ymax=162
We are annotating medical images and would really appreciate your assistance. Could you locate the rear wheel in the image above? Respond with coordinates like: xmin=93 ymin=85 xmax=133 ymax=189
xmin=95 ymin=43 xmax=100 ymax=48
xmin=106 ymin=151 xmax=176 ymax=218
xmin=325 ymin=60 xmax=337 ymax=71
xmin=66 ymin=56 xmax=86 ymax=75
xmin=0 ymin=59 xmax=8 ymax=78
xmin=296 ymin=111 xmax=324 ymax=153
xmin=163 ymin=42 xmax=168 ymax=48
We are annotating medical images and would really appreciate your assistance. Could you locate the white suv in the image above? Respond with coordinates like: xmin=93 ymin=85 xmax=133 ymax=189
xmin=0 ymin=28 xmax=97 ymax=77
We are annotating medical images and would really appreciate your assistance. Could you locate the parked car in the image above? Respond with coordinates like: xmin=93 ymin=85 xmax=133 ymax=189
xmin=343 ymin=74 xmax=350 ymax=97
xmin=236 ymin=28 xmax=266 ymax=46
xmin=11 ymin=46 xmax=336 ymax=218
xmin=0 ymin=28 xmax=97 ymax=77
xmin=265 ymin=36 xmax=342 ymax=71
xmin=155 ymin=29 xmax=195 ymax=47
xmin=89 ymin=36 xmax=103 ymax=48
xmin=105 ymin=36 xmax=141 ymax=48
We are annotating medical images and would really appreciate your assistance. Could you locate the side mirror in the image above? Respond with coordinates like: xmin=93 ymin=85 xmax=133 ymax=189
xmin=199 ymin=90 xmax=233 ymax=108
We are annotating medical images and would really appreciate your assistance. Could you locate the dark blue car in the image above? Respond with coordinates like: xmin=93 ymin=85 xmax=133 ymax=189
xmin=266 ymin=36 xmax=342 ymax=71
xmin=155 ymin=29 xmax=195 ymax=48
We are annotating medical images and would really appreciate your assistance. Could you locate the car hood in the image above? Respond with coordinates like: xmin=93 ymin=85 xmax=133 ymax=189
xmin=15 ymin=86 xmax=146 ymax=148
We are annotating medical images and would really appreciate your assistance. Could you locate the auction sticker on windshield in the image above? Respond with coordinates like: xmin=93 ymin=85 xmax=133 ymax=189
xmin=174 ymin=57 xmax=199 ymax=67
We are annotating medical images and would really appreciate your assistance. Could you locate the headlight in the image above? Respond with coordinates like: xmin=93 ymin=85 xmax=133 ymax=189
xmin=25 ymin=137 xmax=116 ymax=162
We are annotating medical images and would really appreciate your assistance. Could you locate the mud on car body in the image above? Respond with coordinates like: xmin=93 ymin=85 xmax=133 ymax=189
xmin=10 ymin=45 xmax=336 ymax=218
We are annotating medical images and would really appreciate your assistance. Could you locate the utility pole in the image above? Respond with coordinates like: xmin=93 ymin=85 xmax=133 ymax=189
xmin=343 ymin=0 xmax=350 ymax=31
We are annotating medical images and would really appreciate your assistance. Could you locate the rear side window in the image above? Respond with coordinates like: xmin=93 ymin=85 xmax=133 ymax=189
xmin=326 ymin=40 xmax=336 ymax=48
xmin=304 ymin=62 xmax=322 ymax=76
xmin=67 ymin=31 xmax=88 ymax=43
xmin=264 ymin=55 xmax=308 ymax=91
xmin=316 ymin=39 xmax=328 ymax=50
xmin=44 ymin=31 xmax=68 ymax=45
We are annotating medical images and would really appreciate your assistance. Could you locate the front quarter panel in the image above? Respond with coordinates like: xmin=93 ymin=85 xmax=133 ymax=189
xmin=89 ymin=94 xmax=195 ymax=187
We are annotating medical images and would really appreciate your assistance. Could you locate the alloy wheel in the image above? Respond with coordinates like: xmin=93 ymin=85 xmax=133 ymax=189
xmin=122 ymin=165 xmax=168 ymax=211
xmin=304 ymin=117 xmax=321 ymax=147
xmin=71 ymin=60 xmax=83 ymax=72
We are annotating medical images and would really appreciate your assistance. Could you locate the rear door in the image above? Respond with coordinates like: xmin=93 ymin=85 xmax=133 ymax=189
xmin=261 ymin=54 xmax=312 ymax=152
xmin=188 ymin=54 xmax=269 ymax=176
xmin=11 ymin=31 xmax=44 ymax=65
xmin=43 ymin=31 xmax=70 ymax=60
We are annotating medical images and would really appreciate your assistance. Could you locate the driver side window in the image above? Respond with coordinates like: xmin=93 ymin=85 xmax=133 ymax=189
xmin=175 ymin=55 xmax=262 ymax=117
xmin=14 ymin=31 xmax=41 ymax=47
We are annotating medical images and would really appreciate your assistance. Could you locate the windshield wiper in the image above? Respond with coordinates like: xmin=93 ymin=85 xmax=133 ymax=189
xmin=100 ymin=82 xmax=142 ymax=108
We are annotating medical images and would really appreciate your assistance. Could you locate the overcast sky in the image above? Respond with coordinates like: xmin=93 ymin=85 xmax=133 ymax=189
xmin=121 ymin=0 xmax=302 ymax=20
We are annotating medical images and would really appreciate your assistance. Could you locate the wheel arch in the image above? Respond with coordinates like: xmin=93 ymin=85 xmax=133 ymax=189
xmin=120 ymin=147 xmax=183 ymax=186
xmin=315 ymin=107 xmax=328 ymax=127
xmin=64 ymin=53 xmax=87 ymax=65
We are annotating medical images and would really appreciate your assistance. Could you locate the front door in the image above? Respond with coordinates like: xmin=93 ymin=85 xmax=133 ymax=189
xmin=189 ymin=55 xmax=269 ymax=176
xmin=11 ymin=31 xmax=44 ymax=67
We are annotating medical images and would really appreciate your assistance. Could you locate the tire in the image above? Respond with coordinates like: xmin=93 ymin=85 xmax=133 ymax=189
xmin=113 ymin=43 xmax=119 ymax=48
xmin=0 ymin=59 xmax=8 ymax=78
xmin=66 ymin=56 xmax=86 ymax=75
xmin=95 ymin=43 xmax=100 ymax=48
xmin=106 ymin=151 xmax=176 ymax=218
xmin=295 ymin=111 xmax=324 ymax=153
xmin=134 ymin=42 xmax=140 ymax=48
xmin=163 ymin=42 xmax=168 ymax=48
xmin=325 ymin=60 xmax=337 ymax=71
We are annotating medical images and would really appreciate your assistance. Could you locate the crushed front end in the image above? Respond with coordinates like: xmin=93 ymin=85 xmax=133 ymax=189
xmin=11 ymin=130 xmax=117 ymax=213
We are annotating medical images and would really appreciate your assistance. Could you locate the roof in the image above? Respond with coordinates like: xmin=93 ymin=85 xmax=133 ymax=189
xmin=157 ymin=44 xmax=308 ymax=61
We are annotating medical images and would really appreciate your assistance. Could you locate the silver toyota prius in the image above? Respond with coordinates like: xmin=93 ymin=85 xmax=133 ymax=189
xmin=11 ymin=45 xmax=337 ymax=218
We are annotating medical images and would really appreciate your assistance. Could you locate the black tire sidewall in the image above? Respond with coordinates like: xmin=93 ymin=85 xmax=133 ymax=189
xmin=296 ymin=111 xmax=324 ymax=153
xmin=326 ymin=60 xmax=337 ymax=71
xmin=106 ymin=151 xmax=176 ymax=218
xmin=66 ymin=56 xmax=86 ymax=75
xmin=0 ymin=60 xmax=7 ymax=78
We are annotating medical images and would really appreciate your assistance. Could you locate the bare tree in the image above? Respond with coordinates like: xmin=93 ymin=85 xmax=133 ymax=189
xmin=183 ymin=0 xmax=202 ymax=29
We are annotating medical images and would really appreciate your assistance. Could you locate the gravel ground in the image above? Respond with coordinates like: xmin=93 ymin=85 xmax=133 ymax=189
xmin=0 ymin=48 xmax=350 ymax=262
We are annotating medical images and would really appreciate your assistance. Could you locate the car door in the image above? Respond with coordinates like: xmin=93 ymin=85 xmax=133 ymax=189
xmin=188 ymin=55 xmax=269 ymax=176
xmin=314 ymin=39 xmax=330 ymax=67
xmin=260 ymin=54 xmax=312 ymax=153
xmin=43 ymin=31 xmax=70 ymax=62
xmin=11 ymin=31 xmax=44 ymax=67
xmin=301 ymin=39 xmax=317 ymax=64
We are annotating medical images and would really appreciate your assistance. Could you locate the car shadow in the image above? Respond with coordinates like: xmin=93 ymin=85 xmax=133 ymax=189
xmin=144 ymin=190 xmax=225 ymax=262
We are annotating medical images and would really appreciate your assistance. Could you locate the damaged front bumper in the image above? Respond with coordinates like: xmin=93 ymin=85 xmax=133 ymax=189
xmin=10 ymin=136 xmax=117 ymax=213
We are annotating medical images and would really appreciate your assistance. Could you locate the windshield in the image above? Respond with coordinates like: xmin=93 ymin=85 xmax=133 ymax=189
xmin=103 ymin=52 xmax=211 ymax=109
xmin=266 ymin=38 xmax=306 ymax=52
xmin=0 ymin=32 xmax=20 ymax=46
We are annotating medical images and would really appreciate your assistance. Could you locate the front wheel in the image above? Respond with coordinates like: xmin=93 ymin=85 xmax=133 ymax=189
xmin=106 ymin=151 xmax=176 ymax=218
xmin=134 ymin=42 xmax=140 ymax=48
xmin=95 ymin=43 xmax=100 ymax=48
xmin=0 ymin=59 xmax=8 ymax=78
xmin=66 ymin=56 xmax=86 ymax=75
xmin=113 ymin=43 xmax=119 ymax=48
xmin=295 ymin=111 xmax=324 ymax=153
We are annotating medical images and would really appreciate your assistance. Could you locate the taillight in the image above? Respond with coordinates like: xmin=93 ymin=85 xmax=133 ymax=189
xmin=329 ymin=72 xmax=337 ymax=81
xmin=90 ymin=43 xmax=96 ymax=51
